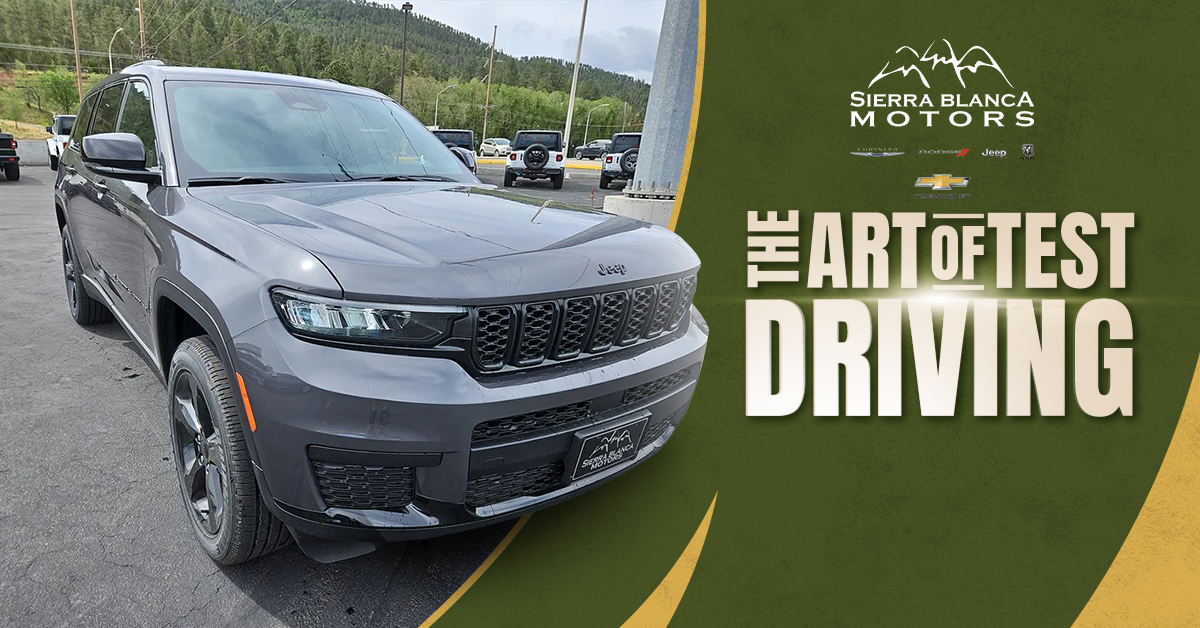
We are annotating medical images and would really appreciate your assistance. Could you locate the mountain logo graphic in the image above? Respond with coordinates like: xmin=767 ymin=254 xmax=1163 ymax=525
xmin=868 ymin=40 xmax=1013 ymax=89
xmin=587 ymin=429 xmax=635 ymax=458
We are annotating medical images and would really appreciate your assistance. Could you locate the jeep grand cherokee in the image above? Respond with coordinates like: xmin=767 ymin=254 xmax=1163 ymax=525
xmin=55 ymin=62 xmax=707 ymax=564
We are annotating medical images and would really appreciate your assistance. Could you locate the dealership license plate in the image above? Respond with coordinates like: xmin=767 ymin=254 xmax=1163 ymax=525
xmin=570 ymin=415 xmax=649 ymax=480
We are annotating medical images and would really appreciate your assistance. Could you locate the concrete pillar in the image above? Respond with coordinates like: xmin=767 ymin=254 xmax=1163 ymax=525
xmin=602 ymin=0 xmax=698 ymax=227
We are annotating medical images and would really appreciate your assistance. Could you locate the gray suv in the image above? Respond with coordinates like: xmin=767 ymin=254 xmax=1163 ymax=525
xmin=54 ymin=62 xmax=707 ymax=564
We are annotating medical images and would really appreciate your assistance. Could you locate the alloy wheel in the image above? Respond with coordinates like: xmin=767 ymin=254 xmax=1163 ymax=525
xmin=62 ymin=236 xmax=78 ymax=316
xmin=171 ymin=370 xmax=227 ymax=536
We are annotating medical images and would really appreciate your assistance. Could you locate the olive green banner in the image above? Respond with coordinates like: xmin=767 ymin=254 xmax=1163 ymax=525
xmin=432 ymin=1 xmax=1200 ymax=626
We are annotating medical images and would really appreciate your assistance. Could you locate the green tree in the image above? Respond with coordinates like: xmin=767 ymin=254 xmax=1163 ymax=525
xmin=38 ymin=68 xmax=79 ymax=113
xmin=320 ymin=59 xmax=352 ymax=84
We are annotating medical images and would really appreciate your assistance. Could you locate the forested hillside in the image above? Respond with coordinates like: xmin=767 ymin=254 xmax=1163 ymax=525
xmin=0 ymin=0 xmax=650 ymax=108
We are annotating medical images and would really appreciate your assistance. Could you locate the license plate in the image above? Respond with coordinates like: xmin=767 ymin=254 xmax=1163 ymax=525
xmin=569 ymin=414 xmax=649 ymax=480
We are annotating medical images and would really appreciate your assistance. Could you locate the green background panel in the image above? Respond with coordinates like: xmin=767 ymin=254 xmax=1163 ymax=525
xmin=436 ymin=1 xmax=1199 ymax=626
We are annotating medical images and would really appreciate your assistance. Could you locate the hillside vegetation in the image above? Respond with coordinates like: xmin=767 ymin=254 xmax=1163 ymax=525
xmin=0 ymin=0 xmax=649 ymax=142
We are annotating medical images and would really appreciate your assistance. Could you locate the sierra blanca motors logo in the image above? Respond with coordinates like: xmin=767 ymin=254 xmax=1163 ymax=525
xmin=851 ymin=40 xmax=1035 ymax=128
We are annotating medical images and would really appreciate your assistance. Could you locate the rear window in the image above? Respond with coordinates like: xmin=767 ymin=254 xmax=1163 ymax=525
xmin=432 ymin=130 xmax=473 ymax=149
xmin=610 ymin=134 xmax=640 ymax=153
xmin=515 ymin=132 xmax=562 ymax=151
xmin=55 ymin=116 xmax=76 ymax=136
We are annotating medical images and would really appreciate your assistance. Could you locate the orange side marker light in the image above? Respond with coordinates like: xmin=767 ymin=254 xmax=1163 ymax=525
xmin=236 ymin=373 xmax=258 ymax=432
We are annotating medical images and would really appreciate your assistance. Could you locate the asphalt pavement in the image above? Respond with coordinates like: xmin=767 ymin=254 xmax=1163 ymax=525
xmin=0 ymin=174 xmax=515 ymax=628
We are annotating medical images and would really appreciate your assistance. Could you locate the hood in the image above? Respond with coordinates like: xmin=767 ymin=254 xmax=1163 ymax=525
xmin=189 ymin=183 xmax=699 ymax=302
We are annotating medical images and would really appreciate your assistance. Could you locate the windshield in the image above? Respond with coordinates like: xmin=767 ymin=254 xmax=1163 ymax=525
xmin=514 ymin=132 xmax=561 ymax=151
xmin=610 ymin=134 xmax=640 ymax=153
xmin=166 ymin=81 xmax=472 ymax=183
xmin=55 ymin=116 xmax=76 ymax=136
xmin=493 ymin=138 xmax=510 ymax=145
xmin=432 ymin=130 xmax=472 ymax=149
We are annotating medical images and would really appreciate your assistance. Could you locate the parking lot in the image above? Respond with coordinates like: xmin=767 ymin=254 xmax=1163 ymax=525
xmin=474 ymin=161 xmax=626 ymax=208
xmin=0 ymin=173 xmax=516 ymax=628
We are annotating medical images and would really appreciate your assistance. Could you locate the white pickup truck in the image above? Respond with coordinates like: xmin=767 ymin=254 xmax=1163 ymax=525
xmin=45 ymin=114 xmax=76 ymax=171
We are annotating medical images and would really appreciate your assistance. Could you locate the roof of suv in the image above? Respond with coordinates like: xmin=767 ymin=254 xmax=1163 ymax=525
xmin=104 ymin=61 xmax=385 ymax=99
xmin=515 ymin=130 xmax=561 ymax=135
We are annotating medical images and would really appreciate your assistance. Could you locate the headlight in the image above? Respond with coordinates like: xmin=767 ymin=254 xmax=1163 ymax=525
xmin=270 ymin=289 xmax=466 ymax=347
xmin=690 ymin=305 xmax=709 ymax=335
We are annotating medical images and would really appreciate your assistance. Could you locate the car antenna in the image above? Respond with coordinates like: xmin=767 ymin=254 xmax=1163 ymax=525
xmin=530 ymin=200 xmax=551 ymax=223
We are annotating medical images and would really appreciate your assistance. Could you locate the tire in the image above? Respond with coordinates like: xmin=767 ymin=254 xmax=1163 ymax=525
xmin=50 ymin=154 xmax=58 ymax=171
xmin=620 ymin=148 xmax=638 ymax=175
xmin=552 ymin=172 xmax=564 ymax=190
xmin=4 ymin=164 xmax=18 ymax=181
xmin=503 ymin=170 xmax=515 ymax=187
xmin=599 ymin=173 xmax=611 ymax=189
xmin=169 ymin=336 xmax=291 ymax=565
xmin=524 ymin=143 xmax=549 ymax=169
xmin=575 ymin=150 xmax=583 ymax=159
xmin=61 ymin=226 xmax=112 ymax=325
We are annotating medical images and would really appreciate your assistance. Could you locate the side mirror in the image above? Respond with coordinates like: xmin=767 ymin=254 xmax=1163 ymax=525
xmin=46 ymin=126 xmax=53 ymax=133
xmin=82 ymin=133 xmax=160 ymax=183
xmin=449 ymin=146 xmax=477 ymax=173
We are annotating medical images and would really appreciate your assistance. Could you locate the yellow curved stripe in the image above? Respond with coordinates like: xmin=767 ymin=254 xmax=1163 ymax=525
xmin=418 ymin=514 xmax=531 ymax=628
xmin=1071 ymin=357 xmax=1200 ymax=627
xmin=620 ymin=493 xmax=718 ymax=628
xmin=668 ymin=0 xmax=706 ymax=233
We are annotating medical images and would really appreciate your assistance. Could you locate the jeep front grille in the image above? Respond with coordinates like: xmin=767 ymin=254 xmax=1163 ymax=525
xmin=469 ymin=274 xmax=697 ymax=371
xmin=471 ymin=401 xmax=592 ymax=443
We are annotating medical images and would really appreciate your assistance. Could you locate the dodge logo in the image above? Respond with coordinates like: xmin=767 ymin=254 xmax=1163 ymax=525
xmin=597 ymin=263 xmax=627 ymax=276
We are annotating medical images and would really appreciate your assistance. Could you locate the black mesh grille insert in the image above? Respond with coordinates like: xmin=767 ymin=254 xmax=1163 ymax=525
xmin=620 ymin=286 xmax=656 ymax=345
xmin=471 ymin=401 xmax=592 ymax=443
xmin=642 ymin=419 xmax=672 ymax=444
xmin=312 ymin=462 xmax=414 ymax=511
xmin=670 ymin=275 xmax=697 ymax=330
xmin=474 ymin=307 xmax=513 ymax=370
xmin=646 ymin=280 xmax=679 ymax=338
xmin=554 ymin=297 xmax=595 ymax=359
xmin=466 ymin=462 xmax=566 ymax=508
xmin=623 ymin=368 xmax=691 ymax=406
xmin=589 ymin=292 xmax=628 ymax=352
xmin=516 ymin=302 xmax=557 ymax=365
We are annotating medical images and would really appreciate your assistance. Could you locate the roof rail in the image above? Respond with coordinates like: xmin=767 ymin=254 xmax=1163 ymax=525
xmin=127 ymin=59 xmax=166 ymax=68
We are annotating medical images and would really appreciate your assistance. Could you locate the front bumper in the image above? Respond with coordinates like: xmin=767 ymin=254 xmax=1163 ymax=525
xmin=232 ymin=313 xmax=707 ymax=542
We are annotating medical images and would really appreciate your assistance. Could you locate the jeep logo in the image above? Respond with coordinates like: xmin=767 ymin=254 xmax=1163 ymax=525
xmin=597 ymin=263 xmax=627 ymax=276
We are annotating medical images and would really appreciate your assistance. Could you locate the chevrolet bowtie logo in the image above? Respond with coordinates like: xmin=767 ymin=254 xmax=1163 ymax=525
xmin=915 ymin=174 xmax=971 ymax=191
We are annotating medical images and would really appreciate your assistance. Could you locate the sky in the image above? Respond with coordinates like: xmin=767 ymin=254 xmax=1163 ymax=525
xmin=381 ymin=0 xmax=666 ymax=82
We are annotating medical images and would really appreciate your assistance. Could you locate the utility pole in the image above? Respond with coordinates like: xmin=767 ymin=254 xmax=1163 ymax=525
xmin=400 ymin=2 xmax=413 ymax=105
xmin=622 ymin=101 xmax=628 ymax=132
xmin=69 ymin=0 xmax=84 ymax=102
xmin=480 ymin=25 xmax=496 ymax=149
xmin=563 ymin=0 xmax=588 ymax=152
xmin=138 ymin=0 xmax=146 ymax=59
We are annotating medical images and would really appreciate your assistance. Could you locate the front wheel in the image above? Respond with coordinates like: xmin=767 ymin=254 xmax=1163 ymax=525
xmin=169 ymin=337 xmax=291 ymax=565
xmin=575 ymin=150 xmax=583 ymax=159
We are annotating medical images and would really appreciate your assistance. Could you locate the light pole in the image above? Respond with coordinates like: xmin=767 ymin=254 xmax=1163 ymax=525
xmin=434 ymin=84 xmax=457 ymax=128
xmin=583 ymin=103 xmax=609 ymax=145
xmin=562 ymin=0 xmax=589 ymax=152
xmin=108 ymin=27 xmax=125 ymax=73
xmin=400 ymin=2 xmax=413 ymax=105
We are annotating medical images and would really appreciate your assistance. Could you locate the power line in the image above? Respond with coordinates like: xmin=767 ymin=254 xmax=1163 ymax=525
xmin=197 ymin=0 xmax=301 ymax=65
xmin=148 ymin=0 xmax=209 ymax=49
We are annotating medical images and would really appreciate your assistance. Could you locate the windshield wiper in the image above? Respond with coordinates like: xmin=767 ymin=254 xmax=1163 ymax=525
xmin=363 ymin=174 xmax=458 ymax=182
xmin=188 ymin=176 xmax=302 ymax=187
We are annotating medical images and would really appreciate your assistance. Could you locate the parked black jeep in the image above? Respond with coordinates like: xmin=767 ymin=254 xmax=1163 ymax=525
xmin=55 ymin=62 xmax=707 ymax=565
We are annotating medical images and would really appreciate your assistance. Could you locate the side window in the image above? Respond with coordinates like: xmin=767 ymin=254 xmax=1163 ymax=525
xmin=91 ymin=84 xmax=127 ymax=135
xmin=71 ymin=96 xmax=97 ymax=145
xmin=118 ymin=82 xmax=158 ymax=167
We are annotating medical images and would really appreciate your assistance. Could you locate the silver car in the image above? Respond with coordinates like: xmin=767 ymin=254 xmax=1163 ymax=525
xmin=480 ymin=137 xmax=511 ymax=156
